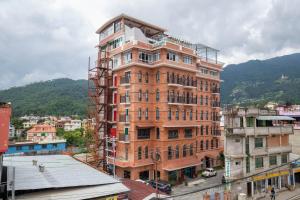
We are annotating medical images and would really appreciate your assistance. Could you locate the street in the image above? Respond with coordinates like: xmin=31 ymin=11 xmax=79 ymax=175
xmin=171 ymin=170 xmax=225 ymax=200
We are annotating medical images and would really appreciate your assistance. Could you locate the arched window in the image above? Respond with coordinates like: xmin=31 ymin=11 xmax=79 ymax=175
xmin=145 ymin=72 xmax=149 ymax=83
xmin=200 ymin=140 xmax=204 ymax=150
xmin=183 ymin=145 xmax=187 ymax=157
xmin=189 ymin=109 xmax=193 ymax=120
xmin=190 ymin=144 xmax=193 ymax=156
xmin=138 ymin=89 xmax=142 ymax=101
xmin=145 ymin=90 xmax=149 ymax=102
xmin=156 ymin=71 xmax=160 ymax=82
xmin=183 ymin=109 xmax=186 ymax=120
xmin=156 ymin=107 xmax=160 ymax=120
xmin=156 ymin=89 xmax=160 ymax=101
xmin=176 ymin=145 xmax=179 ymax=159
xmin=206 ymin=140 xmax=209 ymax=150
xmin=216 ymin=139 xmax=219 ymax=149
xmin=196 ymin=110 xmax=198 ymax=120
xmin=138 ymin=108 xmax=142 ymax=120
xmin=211 ymin=140 xmax=214 ymax=149
xmin=138 ymin=146 xmax=142 ymax=160
xmin=168 ymin=146 xmax=172 ymax=160
xmin=176 ymin=109 xmax=179 ymax=120
xmin=200 ymin=126 xmax=204 ymax=135
xmin=168 ymin=108 xmax=172 ymax=120
xmin=138 ymin=71 xmax=142 ymax=82
xmin=145 ymin=146 xmax=148 ymax=159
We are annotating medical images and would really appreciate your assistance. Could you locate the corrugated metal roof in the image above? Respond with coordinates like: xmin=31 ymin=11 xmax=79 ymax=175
xmin=257 ymin=116 xmax=295 ymax=121
xmin=15 ymin=183 xmax=129 ymax=200
xmin=4 ymin=155 xmax=125 ymax=191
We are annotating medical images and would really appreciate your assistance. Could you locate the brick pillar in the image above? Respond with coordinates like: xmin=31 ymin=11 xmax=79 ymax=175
xmin=203 ymin=192 xmax=210 ymax=200
xmin=224 ymin=191 xmax=231 ymax=200
xmin=215 ymin=192 xmax=220 ymax=200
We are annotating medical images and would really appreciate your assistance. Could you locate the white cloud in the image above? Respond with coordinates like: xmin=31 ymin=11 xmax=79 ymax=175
xmin=0 ymin=0 xmax=299 ymax=89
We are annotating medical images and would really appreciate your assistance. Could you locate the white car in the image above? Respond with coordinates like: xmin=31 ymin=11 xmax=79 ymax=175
xmin=201 ymin=168 xmax=217 ymax=177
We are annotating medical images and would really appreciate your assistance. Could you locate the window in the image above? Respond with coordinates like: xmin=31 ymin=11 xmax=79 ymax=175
xmin=168 ymin=130 xmax=179 ymax=139
xmin=156 ymin=89 xmax=160 ymax=101
xmin=153 ymin=52 xmax=160 ymax=62
xmin=145 ymin=90 xmax=149 ymax=102
xmin=216 ymin=139 xmax=219 ymax=148
xmin=167 ymin=52 xmax=178 ymax=62
xmin=206 ymin=111 xmax=209 ymax=120
xmin=182 ymin=109 xmax=186 ymax=120
xmin=156 ymin=128 xmax=160 ymax=139
xmin=114 ymin=21 xmax=121 ymax=32
xmin=206 ymin=140 xmax=209 ymax=150
xmin=196 ymin=110 xmax=198 ymax=120
xmin=156 ymin=71 xmax=160 ymax=82
xmin=137 ymin=129 xmax=150 ymax=139
xmin=281 ymin=154 xmax=288 ymax=164
xmin=206 ymin=125 xmax=209 ymax=135
xmin=168 ymin=146 xmax=172 ymax=160
xmin=16 ymin=146 xmax=22 ymax=150
xmin=246 ymin=117 xmax=255 ymax=127
xmin=42 ymin=144 xmax=47 ymax=149
xmin=110 ymin=37 xmax=123 ymax=49
xmin=138 ymin=146 xmax=142 ymax=160
xmin=156 ymin=107 xmax=160 ymax=120
xmin=138 ymin=108 xmax=142 ymax=120
xmin=200 ymin=96 xmax=203 ymax=105
xmin=138 ymin=71 xmax=142 ymax=82
xmin=168 ymin=108 xmax=172 ymax=120
xmin=235 ymin=139 xmax=240 ymax=143
xmin=255 ymin=157 xmax=264 ymax=168
xmin=255 ymin=138 xmax=263 ymax=148
xmin=200 ymin=140 xmax=204 ymax=150
xmin=145 ymin=146 xmax=149 ymax=159
xmin=200 ymin=111 xmax=203 ymax=120
xmin=123 ymin=51 xmax=132 ymax=64
xmin=200 ymin=126 xmax=204 ymax=135
xmin=183 ymin=145 xmax=187 ymax=157
xmin=176 ymin=109 xmax=179 ymax=120
xmin=145 ymin=108 xmax=148 ymax=120
xmin=190 ymin=144 xmax=193 ymax=156
xmin=183 ymin=56 xmax=192 ymax=64
xmin=138 ymin=90 xmax=142 ymax=101
xmin=139 ymin=51 xmax=152 ymax=63
xmin=175 ymin=145 xmax=179 ymax=159
xmin=184 ymin=129 xmax=192 ymax=138
xmin=189 ymin=110 xmax=193 ymax=120
xmin=29 ymin=145 xmax=34 ymax=150
xmin=211 ymin=140 xmax=214 ymax=149
xmin=269 ymin=155 xmax=277 ymax=166
xmin=145 ymin=72 xmax=149 ymax=83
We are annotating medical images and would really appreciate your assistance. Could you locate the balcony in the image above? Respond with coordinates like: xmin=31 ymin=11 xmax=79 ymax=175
xmin=166 ymin=76 xmax=197 ymax=88
xmin=119 ymin=114 xmax=130 ymax=124
xmin=211 ymin=101 xmax=221 ymax=108
xmin=211 ymin=87 xmax=220 ymax=94
xmin=119 ymin=134 xmax=130 ymax=143
xmin=120 ymin=76 xmax=130 ymax=85
xmin=226 ymin=125 xmax=293 ymax=136
xmin=167 ymin=95 xmax=197 ymax=106
xmin=120 ymin=95 xmax=130 ymax=104
xmin=267 ymin=145 xmax=292 ymax=154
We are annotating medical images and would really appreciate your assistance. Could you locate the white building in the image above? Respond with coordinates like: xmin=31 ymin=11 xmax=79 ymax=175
xmin=64 ymin=120 xmax=82 ymax=131
xmin=9 ymin=123 xmax=15 ymax=138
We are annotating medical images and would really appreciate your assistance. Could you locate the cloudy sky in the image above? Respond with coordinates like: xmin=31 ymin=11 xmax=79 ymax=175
xmin=0 ymin=0 xmax=300 ymax=89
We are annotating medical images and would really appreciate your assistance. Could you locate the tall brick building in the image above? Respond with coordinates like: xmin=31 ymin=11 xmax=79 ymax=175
xmin=94 ymin=14 xmax=223 ymax=183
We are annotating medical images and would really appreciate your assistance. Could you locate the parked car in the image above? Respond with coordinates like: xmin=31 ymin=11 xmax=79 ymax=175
xmin=147 ymin=180 xmax=172 ymax=194
xmin=201 ymin=168 xmax=217 ymax=177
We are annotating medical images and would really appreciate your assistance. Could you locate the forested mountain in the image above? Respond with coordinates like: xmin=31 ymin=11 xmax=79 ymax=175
xmin=221 ymin=53 xmax=300 ymax=106
xmin=0 ymin=78 xmax=88 ymax=117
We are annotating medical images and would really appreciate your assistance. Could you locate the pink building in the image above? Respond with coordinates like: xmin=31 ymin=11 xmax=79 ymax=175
xmin=27 ymin=124 xmax=56 ymax=142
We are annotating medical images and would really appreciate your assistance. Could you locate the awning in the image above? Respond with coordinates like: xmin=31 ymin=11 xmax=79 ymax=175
xmin=257 ymin=116 xmax=295 ymax=121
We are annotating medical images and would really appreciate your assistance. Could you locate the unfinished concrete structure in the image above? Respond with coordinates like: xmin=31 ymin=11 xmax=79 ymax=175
xmin=224 ymin=107 xmax=294 ymax=198
xmin=90 ymin=14 xmax=224 ymax=183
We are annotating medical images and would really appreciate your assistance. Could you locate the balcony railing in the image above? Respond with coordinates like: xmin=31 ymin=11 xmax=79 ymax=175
xmin=120 ymin=76 xmax=130 ymax=85
xmin=120 ymin=95 xmax=130 ymax=104
xmin=226 ymin=125 xmax=293 ymax=136
xmin=211 ymin=101 xmax=221 ymax=108
xmin=119 ymin=114 xmax=130 ymax=123
xmin=167 ymin=76 xmax=197 ymax=87
xmin=168 ymin=95 xmax=197 ymax=105
xmin=119 ymin=134 xmax=129 ymax=142
xmin=267 ymin=145 xmax=292 ymax=154
xmin=211 ymin=87 xmax=220 ymax=94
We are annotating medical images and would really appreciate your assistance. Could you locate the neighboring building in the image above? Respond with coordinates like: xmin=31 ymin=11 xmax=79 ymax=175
xmin=64 ymin=119 xmax=82 ymax=131
xmin=9 ymin=123 xmax=16 ymax=138
xmin=224 ymin=107 xmax=295 ymax=199
xmin=95 ymin=14 xmax=223 ymax=183
xmin=6 ymin=139 xmax=66 ymax=155
xmin=3 ymin=155 xmax=129 ymax=199
xmin=23 ymin=120 xmax=38 ymax=129
xmin=27 ymin=124 xmax=56 ymax=142
xmin=0 ymin=102 xmax=12 ymax=198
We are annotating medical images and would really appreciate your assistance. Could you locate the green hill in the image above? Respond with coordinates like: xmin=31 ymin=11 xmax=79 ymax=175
xmin=221 ymin=53 xmax=300 ymax=106
xmin=0 ymin=78 xmax=88 ymax=117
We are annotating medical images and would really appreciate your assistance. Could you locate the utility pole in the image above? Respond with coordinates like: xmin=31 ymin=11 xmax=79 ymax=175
xmin=151 ymin=150 xmax=161 ymax=199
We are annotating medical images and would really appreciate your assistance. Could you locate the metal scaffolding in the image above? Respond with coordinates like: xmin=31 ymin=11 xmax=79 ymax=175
xmin=88 ymin=48 xmax=112 ymax=171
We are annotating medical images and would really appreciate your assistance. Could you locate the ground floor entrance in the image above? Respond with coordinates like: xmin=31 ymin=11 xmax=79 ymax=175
xmin=168 ymin=166 xmax=197 ymax=185
xmin=139 ymin=170 xmax=150 ymax=180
